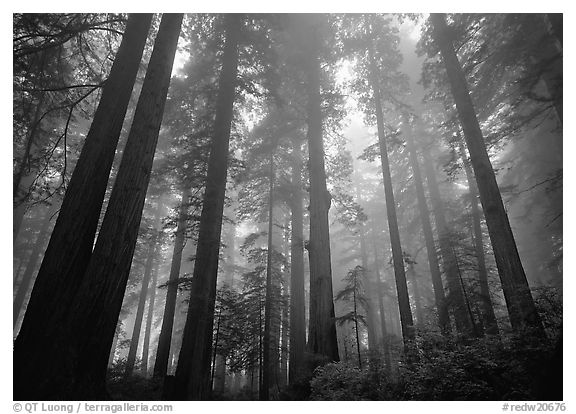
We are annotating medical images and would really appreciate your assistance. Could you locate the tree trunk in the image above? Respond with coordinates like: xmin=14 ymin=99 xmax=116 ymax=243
xmin=289 ymin=138 xmax=307 ymax=384
xmin=368 ymin=49 xmax=415 ymax=347
xmin=430 ymin=13 xmax=544 ymax=335
xmin=154 ymin=185 xmax=190 ymax=379
xmin=406 ymin=263 xmax=424 ymax=328
xmin=403 ymin=121 xmax=450 ymax=334
xmin=302 ymin=16 xmax=339 ymax=363
xmin=173 ymin=14 xmax=241 ymax=400
xmin=31 ymin=14 xmax=180 ymax=399
xmin=125 ymin=231 xmax=159 ymax=378
xmin=142 ymin=255 xmax=160 ymax=376
xmin=13 ymin=206 xmax=52 ymax=329
xmin=353 ymin=289 xmax=362 ymax=369
xmin=371 ymin=235 xmax=391 ymax=372
xmin=421 ymin=149 xmax=474 ymax=336
xmin=458 ymin=140 xmax=499 ymax=336
xmin=13 ymin=14 xmax=153 ymax=400
xmin=358 ymin=219 xmax=379 ymax=351
xmin=261 ymin=151 xmax=275 ymax=401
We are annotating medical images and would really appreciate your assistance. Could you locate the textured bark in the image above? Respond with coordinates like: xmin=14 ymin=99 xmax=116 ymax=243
xmin=422 ymin=150 xmax=474 ymax=335
xmin=431 ymin=13 xmax=544 ymax=334
xmin=154 ymin=185 xmax=190 ymax=379
xmin=403 ymin=123 xmax=450 ymax=334
xmin=125 ymin=234 xmax=158 ymax=378
xmin=13 ymin=14 xmax=153 ymax=400
xmin=142 ymin=254 xmax=160 ymax=376
xmin=13 ymin=206 xmax=51 ymax=329
xmin=458 ymin=141 xmax=499 ymax=336
xmin=302 ymin=16 xmax=339 ymax=363
xmin=288 ymin=138 xmax=307 ymax=384
xmin=368 ymin=49 xmax=415 ymax=346
xmin=172 ymin=14 xmax=241 ymax=400
xmin=42 ymin=14 xmax=180 ymax=399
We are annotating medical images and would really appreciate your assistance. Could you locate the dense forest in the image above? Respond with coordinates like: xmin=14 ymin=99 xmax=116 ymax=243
xmin=13 ymin=13 xmax=563 ymax=401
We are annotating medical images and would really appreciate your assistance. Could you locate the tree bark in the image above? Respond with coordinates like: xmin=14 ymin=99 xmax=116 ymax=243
xmin=458 ymin=140 xmax=499 ymax=336
xmin=301 ymin=16 xmax=339 ymax=363
xmin=289 ymin=138 xmax=307 ymax=384
xmin=430 ymin=13 xmax=544 ymax=335
xmin=13 ymin=206 xmax=52 ymax=330
xmin=13 ymin=14 xmax=153 ymax=400
xmin=368 ymin=48 xmax=415 ymax=347
xmin=142 ymin=253 xmax=160 ymax=376
xmin=172 ymin=14 xmax=241 ymax=400
xmin=154 ymin=185 xmax=190 ymax=379
xmin=403 ymin=121 xmax=450 ymax=334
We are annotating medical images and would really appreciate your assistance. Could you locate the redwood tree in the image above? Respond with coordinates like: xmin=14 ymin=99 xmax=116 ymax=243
xmin=173 ymin=14 xmax=242 ymax=400
xmin=430 ymin=13 xmax=544 ymax=334
xmin=13 ymin=13 xmax=153 ymax=400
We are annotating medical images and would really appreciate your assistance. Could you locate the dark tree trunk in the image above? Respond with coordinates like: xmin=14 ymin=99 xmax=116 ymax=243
xmin=301 ymin=16 xmax=339 ymax=363
xmin=422 ymin=149 xmax=474 ymax=336
xmin=458 ymin=140 xmax=499 ymax=336
xmin=289 ymin=138 xmax=307 ymax=384
xmin=154 ymin=185 xmax=190 ymax=379
xmin=13 ymin=14 xmax=153 ymax=400
xmin=27 ymin=14 xmax=181 ymax=399
xmin=172 ymin=14 xmax=241 ymax=400
xmin=368 ymin=49 xmax=415 ymax=347
xmin=403 ymin=122 xmax=450 ymax=334
xmin=261 ymin=152 xmax=275 ymax=401
xmin=142 ymin=256 xmax=160 ymax=376
xmin=125 ymin=227 xmax=159 ymax=378
xmin=13 ymin=206 xmax=52 ymax=329
xmin=430 ymin=13 xmax=544 ymax=335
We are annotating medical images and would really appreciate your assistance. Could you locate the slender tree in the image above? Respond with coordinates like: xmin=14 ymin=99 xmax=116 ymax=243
xmin=173 ymin=14 xmax=241 ymax=400
xmin=154 ymin=185 xmax=190 ymax=379
xmin=142 ymin=257 xmax=160 ymax=376
xmin=367 ymin=42 xmax=415 ymax=346
xmin=430 ymin=13 xmax=544 ymax=335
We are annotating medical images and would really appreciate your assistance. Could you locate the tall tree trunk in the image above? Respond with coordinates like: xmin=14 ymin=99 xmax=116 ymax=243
xmin=28 ymin=14 xmax=180 ymax=399
xmin=371 ymin=235 xmax=391 ymax=372
xmin=457 ymin=141 xmax=499 ymax=336
xmin=261 ymin=152 xmax=275 ymax=401
xmin=353 ymin=289 xmax=362 ymax=369
xmin=142 ymin=256 xmax=160 ymax=376
xmin=430 ymin=13 xmax=544 ymax=335
xmin=13 ymin=14 xmax=153 ymax=400
xmin=13 ymin=206 xmax=52 ymax=329
xmin=301 ymin=16 xmax=339 ymax=363
xmin=125 ymin=231 xmax=159 ymax=378
xmin=421 ymin=149 xmax=474 ymax=336
xmin=289 ymin=138 xmax=307 ymax=384
xmin=154 ymin=185 xmax=190 ymax=379
xmin=173 ymin=14 xmax=241 ymax=400
xmin=403 ymin=121 xmax=450 ymax=334
xmin=406 ymin=263 xmax=424 ymax=328
xmin=367 ymin=48 xmax=415 ymax=347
